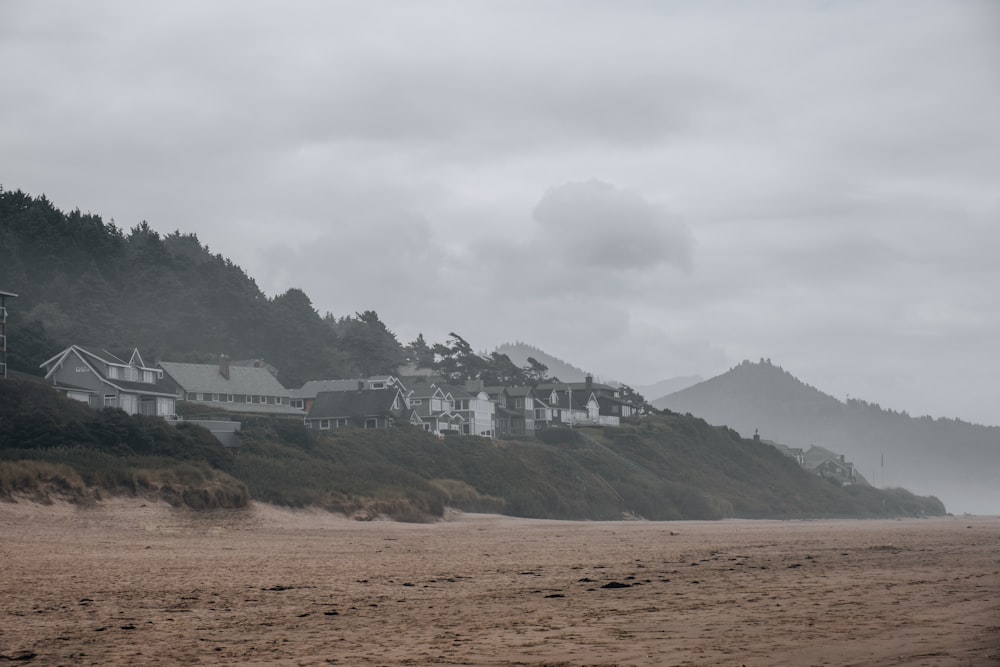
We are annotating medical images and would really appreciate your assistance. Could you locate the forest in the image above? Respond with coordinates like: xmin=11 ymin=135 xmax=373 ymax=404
xmin=0 ymin=188 xmax=553 ymax=390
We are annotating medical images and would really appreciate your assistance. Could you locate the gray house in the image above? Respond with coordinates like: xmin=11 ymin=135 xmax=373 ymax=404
xmin=39 ymin=345 xmax=177 ymax=416
xmin=158 ymin=356 xmax=303 ymax=416
xmin=304 ymin=387 xmax=413 ymax=430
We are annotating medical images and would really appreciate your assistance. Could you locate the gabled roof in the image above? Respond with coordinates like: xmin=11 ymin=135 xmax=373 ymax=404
xmin=406 ymin=382 xmax=448 ymax=400
xmin=536 ymin=380 xmax=616 ymax=393
xmin=40 ymin=345 xmax=175 ymax=398
xmin=158 ymin=361 xmax=290 ymax=397
xmin=802 ymin=444 xmax=850 ymax=468
xmin=308 ymin=388 xmax=404 ymax=419
xmin=548 ymin=389 xmax=597 ymax=411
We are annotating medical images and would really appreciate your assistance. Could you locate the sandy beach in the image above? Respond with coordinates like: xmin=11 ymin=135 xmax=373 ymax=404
xmin=1 ymin=500 xmax=997 ymax=666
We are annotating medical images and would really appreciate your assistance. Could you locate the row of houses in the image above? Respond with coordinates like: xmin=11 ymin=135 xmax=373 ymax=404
xmin=38 ymin=345 xmax=641 ymax=439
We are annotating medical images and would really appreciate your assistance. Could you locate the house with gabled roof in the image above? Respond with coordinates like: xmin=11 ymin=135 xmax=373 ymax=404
xmin=39 ymin=345 xmax=177 ymax=416
xmin=402 ymin=377 xmax=469 ymax=436
xmin=485 ymin=385 xmax=536 ymax=437
xmin=290 ymin=375 xmax=406 ymax=412
xmin=534 ymin=376 xmax=637 ymax=427
xmin=158 ymin=356 xmax=302 ymax=416
xmin=439 ymin=381 xmax=495 ymax=437
xmin=803 ymin=444 xmax=858 ymax=485
xmin=304 ymin=387 xmax=414 ymax=431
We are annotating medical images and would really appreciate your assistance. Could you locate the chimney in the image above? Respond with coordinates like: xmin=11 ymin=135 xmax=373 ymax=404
xmin=585 ymin=374 xmax=593 ymax=390
xmin=358 ymin=380 xmax=365 ymax=391
xmin=219 ymin=355 xmax=230 ymax=380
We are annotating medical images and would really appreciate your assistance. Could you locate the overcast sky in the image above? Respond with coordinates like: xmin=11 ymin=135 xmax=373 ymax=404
xmin=3 ymin=1 xmax=998 ymax=425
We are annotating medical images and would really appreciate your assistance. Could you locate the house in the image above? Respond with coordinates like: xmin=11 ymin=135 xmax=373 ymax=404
xmin=441 ymin=381 xmax=495 ymax=437
xmin=304 ymin=387 xmax=413 ymax=431
xmin=535 ymin=375 xmax=636 ymax=427
xmin=802 ymin=444 xmax=859 ymax=485
xmin=0 ymin=290 xmax=15 ymax=379
xmin=158 ymin=356 xmax=302 ymax=416
xmin=290 ymin=375 xmax=406 ymax=412
xmin=39 ymin=345 xmax=177 ymax=416
xmin=486 ymin=385 xmax=535 ymax=437
xmin=403 ymin=377 xmax=469 ymax=436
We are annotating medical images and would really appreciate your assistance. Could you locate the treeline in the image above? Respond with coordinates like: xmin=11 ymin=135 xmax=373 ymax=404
xmin=0 ymin=188 xmax=561 ymax=389
xmin=0 ymin=379 xmax=945 ymax=520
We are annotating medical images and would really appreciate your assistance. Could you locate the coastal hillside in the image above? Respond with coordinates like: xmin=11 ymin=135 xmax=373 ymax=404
xmin=0 ymin=189 xmax=407 ymax=387
xmin=655 ymin=360 xmax=1000 ymax=514
xmin=1 ymin=378 xmax=945 ymax=520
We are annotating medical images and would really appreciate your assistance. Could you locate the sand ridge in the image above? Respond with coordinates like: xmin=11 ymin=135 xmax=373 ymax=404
xmin=1 ymin=500 xmax=998 ymax=665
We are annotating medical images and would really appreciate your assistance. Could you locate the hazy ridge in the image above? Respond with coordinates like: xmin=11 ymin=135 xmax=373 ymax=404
xmin=655 ymin=360 xmax=999 ymax=514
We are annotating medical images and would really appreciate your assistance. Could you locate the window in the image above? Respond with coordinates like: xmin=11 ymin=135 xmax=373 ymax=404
xmin=187 ymin=392 xmax=198 ymax=401
xmin=371 ymin=382 xmax=385 ymax=389
xmin=320 ymin=419 xmax=330 ymax=430
xmin=393 ymin=395 xmax=400 ymax=409
xmin=107 ymin=366 xmax=120 ymax=379
xmin=291 ymin=399 xmax=304 ymax=409
xmin=515 ymin=398 xmax=523 ymax=408
xmin=365 ymin=418 xmax=377 ymax=429
xmin=104 ymin=394 xmax=116 ymax=407
xmin=411 ymin=398 xmax=422 ymax=405
xmin=336 ymin=418 xmax=348 ymax=427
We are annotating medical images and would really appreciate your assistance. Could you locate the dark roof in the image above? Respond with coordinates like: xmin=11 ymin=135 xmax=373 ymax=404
xmin=307 ymin=388 xmax=403 ymax=419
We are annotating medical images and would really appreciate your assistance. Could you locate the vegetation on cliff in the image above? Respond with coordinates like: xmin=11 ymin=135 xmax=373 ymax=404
xmin=1 ymin=379 xmax=944 ymax=520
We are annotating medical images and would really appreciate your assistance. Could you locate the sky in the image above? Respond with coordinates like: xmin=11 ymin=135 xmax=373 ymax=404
xmin=2 ymin=1 xmax=998 ymax=426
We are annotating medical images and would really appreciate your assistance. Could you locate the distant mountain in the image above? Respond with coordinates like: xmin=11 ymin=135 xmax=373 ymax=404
xmin=494 ymin=342 xmax=593 ymax=383
xmin=494 ymin=342 xmax=701 ymax=399
xmin=655 ymin=359 xmax=1000 ymax=515
xmin=635 ymin=375 xmax=703 ymax=402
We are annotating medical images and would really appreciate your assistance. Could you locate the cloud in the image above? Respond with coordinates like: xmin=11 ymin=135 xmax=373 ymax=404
xmin=532 ymin=180 xmax=694 ymax=272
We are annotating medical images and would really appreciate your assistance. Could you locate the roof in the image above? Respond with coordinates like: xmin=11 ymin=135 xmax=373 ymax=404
xmin=308 ymin=388 xmax=403 ymax=419
xmin=158 ymin=361 xmax=291 ymax=397
xmin=536 ymin=380 xmax=616 ymax=393
xmin=40 ymin=345 xmax=176 ymax=398
xmin=802 ymin=445 xmax=850 ymax=467
xmin=291 ymin=376 xmax=399 ymax=399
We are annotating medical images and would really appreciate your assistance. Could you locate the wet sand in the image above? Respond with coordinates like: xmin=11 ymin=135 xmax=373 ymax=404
xmin=1 ymin=500 xmax=998 ymax=666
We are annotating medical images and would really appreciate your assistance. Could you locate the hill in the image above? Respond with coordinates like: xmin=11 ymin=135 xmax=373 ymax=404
xmin=636 ymin=375 xmax=704 ymax=402
xmin=493 ymin=342 xmax=593 ymax=382
xmin=0 ymin=379 xmax=945 ymax=520
xmin=654 ymin=359 xmax=1000 ymax=515
xmin=0 ymin=188 xmax=406 ymax=387
xmin=496 ymin=341 xmax=701 ymax=401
